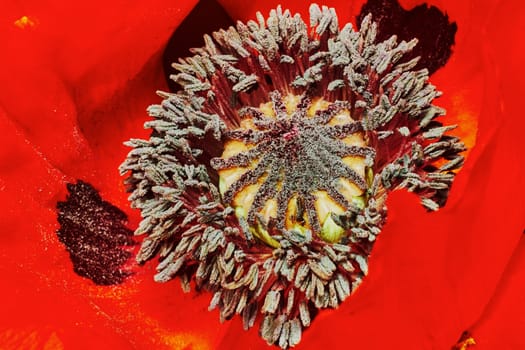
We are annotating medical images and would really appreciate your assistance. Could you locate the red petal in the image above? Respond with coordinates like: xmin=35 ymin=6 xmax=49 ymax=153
xmin=460 ymin=1 xmax=525 ymax=346
xmin=0 ymin=1 xmax=234 ymax=348
xmin=470 ymin=237 xmax=525 ymax=349
xmin=0 ymin=0 xmax=197 ymax=194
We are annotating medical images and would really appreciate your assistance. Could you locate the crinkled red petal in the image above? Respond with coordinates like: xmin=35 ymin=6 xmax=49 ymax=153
xmin=0 ymin=0 xmax=230 ymax=348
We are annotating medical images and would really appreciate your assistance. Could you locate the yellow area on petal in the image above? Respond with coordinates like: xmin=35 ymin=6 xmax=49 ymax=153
xmin=453 ymin=111 xmax=477 ymax=157
xmin=0 ymin=329 xmax=64 ymax=350
xmin=454 ymin=336 xmax=476 ymax=350
xmin=451 ymin=87 xmax=478 ymax=153
xmin=0 ymin=329 xmax=39 ymax=350
xmin=161 ymin=332 xmax=211 ymax=350
xmin=14 ymin=16 xmax=36 ymax=29
xmin=441 ymin=92 xmax=478 ymax=169
xmin=43 ymin=332 xmax=65 ymax=350
xmin=109 ymin=303 xmax=214 ymax=350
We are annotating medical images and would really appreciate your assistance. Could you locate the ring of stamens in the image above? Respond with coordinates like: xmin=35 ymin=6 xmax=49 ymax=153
xmin=121 ymin=5 xmax=466 ymax=349
xmin=211 ymin=91 xmax=375 ymax=245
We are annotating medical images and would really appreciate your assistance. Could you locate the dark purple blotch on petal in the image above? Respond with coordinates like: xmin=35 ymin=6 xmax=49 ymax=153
xmin=162 ymin=0 xmax=235 ymax=92
xmin=357 ymin=0 xmax=457 ymax=75
xmin=56 ymin=181 xmax=135 ymax=285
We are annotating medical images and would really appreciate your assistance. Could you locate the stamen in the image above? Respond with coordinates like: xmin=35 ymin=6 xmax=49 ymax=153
xmin=120 ymin=3 xmax=465 ymax=349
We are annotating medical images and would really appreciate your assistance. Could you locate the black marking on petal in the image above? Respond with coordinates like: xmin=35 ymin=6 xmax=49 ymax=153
xmin=357 ymin=0 xmax=457 ymax=75
xmin=56 ymin=181 xmax=135 ymax=285
xmin=162 ymin=0 xmax=234 ymax=92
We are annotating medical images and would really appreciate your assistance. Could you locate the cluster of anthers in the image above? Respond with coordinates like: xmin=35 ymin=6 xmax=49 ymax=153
xmin=120 ymin=4 xmax=464 ymax=348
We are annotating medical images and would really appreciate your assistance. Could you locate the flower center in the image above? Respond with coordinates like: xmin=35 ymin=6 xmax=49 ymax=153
xmin=121 ymin=4 xmax=466 ymax=348
xmin=212 ymin=91 xmax=375 ymax=245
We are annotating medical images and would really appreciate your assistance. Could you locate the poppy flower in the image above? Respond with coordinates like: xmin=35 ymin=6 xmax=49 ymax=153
xmin=0 ymin=1 xmax=523 ymax=350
